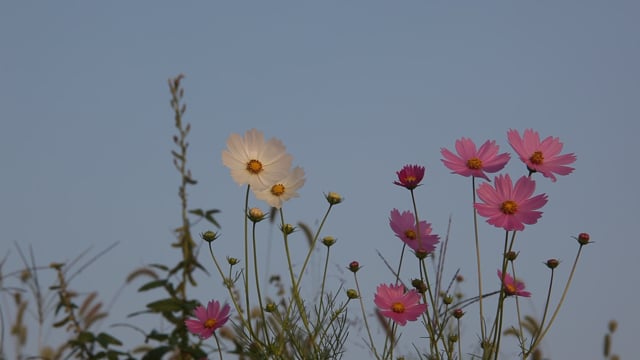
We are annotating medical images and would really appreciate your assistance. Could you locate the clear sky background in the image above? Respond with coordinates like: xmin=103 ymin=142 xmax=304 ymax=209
xmin=1 ymin=1 xmax=638 ymax=359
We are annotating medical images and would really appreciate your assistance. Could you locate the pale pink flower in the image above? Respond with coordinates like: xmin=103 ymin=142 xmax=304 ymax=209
xmin=497 ymin=270 xmax=531 ymax=297
xmin=184 ymin=300 xmax=231 ymax=339
xmin=389 ymin=209 xmax=440 ymax=253
xmin=507 ymin=129 xmax=576 ymax=182
xmin=393 ymin=164 xmax=425 ymax=190
xmin=474 ymin=174 xmax=548 ymax=231
xmin=440 ymin=138 xmax=510 ymax=181
xmin=222 ymin=129 xmax=293 ymax=190
xmin=374 ymin=283 xmax=427 ymax=326
xmin=253 ymin=166 xmax=306 ymax=209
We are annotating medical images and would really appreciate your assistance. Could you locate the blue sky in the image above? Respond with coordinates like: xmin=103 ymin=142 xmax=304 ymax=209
xmin=1 ymin=1 xmax=638 ymax=359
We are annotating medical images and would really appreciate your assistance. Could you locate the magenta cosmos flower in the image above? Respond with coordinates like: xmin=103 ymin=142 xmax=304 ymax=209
xmin=440 ymin=138 xmax=510 ymax=181
xmin=389 ymin=209 xmax=440 ymax=253
xmin=184 ymin=300 xmax=231 ymax=339
xmin=497 ymin=270 xmax=531 ymax=297
xmin=474 ymin=174 xmax=548 ymax=231
xmin=374 ymin=283 xmax=427 ymax=326
xmin=393 ymin=164 xmax=425 ymax=190
xmin=507 ymin=129 xmax=576 ymax=182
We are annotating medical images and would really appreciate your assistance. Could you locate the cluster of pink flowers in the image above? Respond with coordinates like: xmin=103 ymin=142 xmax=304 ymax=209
xmin=374 ymin=129 xmax=574 ymax=326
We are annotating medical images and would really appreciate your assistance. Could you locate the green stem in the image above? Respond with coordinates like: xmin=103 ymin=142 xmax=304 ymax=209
xmin=295 ymin=204 xmax=334 ymax=286
xmin=472 ymin=176 xmax=487 ymax=341
xmin=528 ymin=244 xmax=584 ymax=354
xmin=354 ymin=272 xmax=380 ymax=359
xmin=252 ymin=222 xmax=270 ymax=342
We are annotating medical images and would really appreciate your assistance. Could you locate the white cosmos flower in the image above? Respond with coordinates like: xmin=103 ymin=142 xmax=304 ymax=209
xmin=222 ymin=129 xmax=293 ymax=190
xmin=254 ymin=166 xmax=306 ymax=209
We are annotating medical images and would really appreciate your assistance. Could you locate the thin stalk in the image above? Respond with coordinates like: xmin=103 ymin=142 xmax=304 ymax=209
xmin=528 ymin=244 xmax=585 ymax=354
xmin=242 ymin=186 xmax=253 ymax=338
xmin=528 ymin=267 xmax=555 ymax=356
xmin=472 ymin=176 xmax=487 ymax=341
xmin=296 ymin=203 xmax=334 ymax=285
xmin=252 ymin=221 xmax=270 ymax=342
xmin=353 ymin=272 xmax=380 ymax=359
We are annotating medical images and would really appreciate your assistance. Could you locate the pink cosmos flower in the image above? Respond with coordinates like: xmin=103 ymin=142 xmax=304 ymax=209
xmin=374 ymin=283 xmax=427 ymax=326
xmin=497 ymin=270 xmax=531 ymax=297
xmin=507 ymin=129 xmax=576 ymax=182
xmin=393 ymin=164 xmax=425 ymax=190
xmin=184 ymin=300 xmax=231 ymax=339
xmin=389 ymin=209 xmax=440 ymax=253
xmin=474 ymin=174 xmax=548 ymax=231
xmin=440 ymin=138 xmax=510 ymax=181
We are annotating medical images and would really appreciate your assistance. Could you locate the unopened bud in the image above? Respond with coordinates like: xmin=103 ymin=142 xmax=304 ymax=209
xmin=452 ymin=308 xmax=465 ymax=319
xmin=325 ymin=192 xmax=343 ymax=205
xmin=248 ymin=207 xmax=267 ymax=222
xmin=448 ymin=334 xmax=459 ymax=343
xmin=281 ymin=223 xmax=295 ymax=235
xmin=265 ymin=303 xmax=277 ymax=313
xmin=227 ymin=257 xmax=239 ymax=266
xmin=505 ymin=251 xmax=518 ymax=261
xmin=348 ymin=261 xmax=360 ymax=273
xmin=577 ymin=232 xmax=590 ymax=245
xmin=608 ymin=319 xmax=618 ymax=333
xmin=201 ymin=230 xmax=219 ymax=243
xmin=346 ymin=289 xmax=359 ymax=299
xmin=456 ymin=275 xmax=464 ymax=282
xmin=443 ymin=295 xmax=454 ymax=305
xmin=411 ymin=279 xmax=427 ymax=293
xmin=322 ymin=236 xmax=336 ymax=247
xmin=545 ymin=258 xmax=559 ymax=269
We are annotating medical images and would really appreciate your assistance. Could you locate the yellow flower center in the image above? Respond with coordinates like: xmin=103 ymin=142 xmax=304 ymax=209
xmin=404 ymin=229 xmax=417 ymax=240
xmin=403 ymin=175 xmax=417 ymax=183
xmin=504 ymin=283 xmax=517 ymax=296
xmin=391 ymin=302 xmax=405 ymax=313
xmin=246 ymin=159 xmax=263 ymax=174
xmin=466 ymin=157 xmax=483 ymax=170
xmin=271 ymin=184 xmax=285 ymax=196
xmin=529 ymin=151 xmax=544 ymax=165
xmin=500 ymin=200 xmax=518 ymax=215
xmin=204 ymin=318 xmax=217 ymax=329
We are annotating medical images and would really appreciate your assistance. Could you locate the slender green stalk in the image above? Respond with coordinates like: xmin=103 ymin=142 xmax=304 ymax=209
xmin=251 ymin=222 xmax=270 ymax=342
xmin=509 ymin=262 xmax=526 ymax=356
xmin=242 ymin=186 xmax=253 ymax=338
xmin=214 ymin=333 xmax=224 ymax=360
xmin=420 ymin=258 xmax=445 ymax=358
xmin=528 ymin=267 xmax=555 ymax=356
xmin=492 ymin=231 xmax=517 ymax=360
xmin=528 ymin=244 xmax=585 ymax=354
xmin=295 ymin=203 xmax=334 ymax=286
xmin=207 ymin=242 xmax=256 ymax=340
xmin=353 ymin=272 xmax=380 ymax=359
xmin=471 ymin=176 xmax=487 ymax=341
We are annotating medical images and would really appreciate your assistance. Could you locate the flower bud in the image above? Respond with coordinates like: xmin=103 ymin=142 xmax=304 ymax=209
xmin=545 ymin=258 xmax=559 ymax=269
xmin=411 ymin=279 xmax=427 ymax=293
xmin=247 ymin=207 xmax=267 ymax=222
xmin=448 ymin=334 xmax=459 ymax=343
xmin=505 ymin=251 xmax=518 ymax=261
xmin=201 ymin=230 xmax=219 ymax=243
xmin=577 ymin=232 xmax=590 ymax=245
xmin=346 ymin=289 xmax=359 ymax=299
xmin=227 ymin=257 xmax=239 ymax=266
xmin=608 ymin=319 xmax=618 ymax=333
xmin=265 ymin=303 xmax=277 ymax=313
xmin=348 ymin=261 xmax=360 ymax=273
xmin=452 ymin=308 xmax=465 ymax=319
xmin=456 ymin=275 xmax=464 ymax=283
xmin=325 ymin=192 xmax=343 ymax=205
xmin=443 ymin=295 xmax=454 ymax=305
xmin=280 ymin=223 xmax=295 ymax=235
xmin=321 ymin=236 xmax=336 ymax=247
